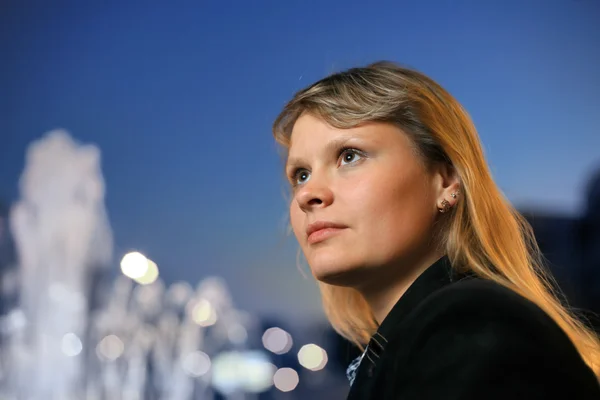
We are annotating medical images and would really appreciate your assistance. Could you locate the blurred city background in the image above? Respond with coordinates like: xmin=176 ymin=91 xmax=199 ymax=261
xmin=0 ymin=1 xmax=599 ymax=399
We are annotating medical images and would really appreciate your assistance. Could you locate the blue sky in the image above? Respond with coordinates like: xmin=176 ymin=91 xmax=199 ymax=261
xmin=1 ymin=1 xmax=599 ymax=323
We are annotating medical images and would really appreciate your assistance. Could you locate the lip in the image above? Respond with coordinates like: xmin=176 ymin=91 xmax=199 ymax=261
xmin=306 ymin=221 xmax=348 ymax=244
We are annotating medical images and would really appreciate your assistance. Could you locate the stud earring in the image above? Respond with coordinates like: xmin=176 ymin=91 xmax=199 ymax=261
xmin=439 ymin=189 xmax=460 ymax=213
xmin=439 ymin=199 xmax=451 ymax=213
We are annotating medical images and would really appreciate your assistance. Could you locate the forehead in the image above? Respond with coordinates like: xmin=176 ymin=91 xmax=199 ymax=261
xmin=288 ymin=114 xmax=405 ymax=155
xmin=289 ymin=114 xmax=389 ymax=148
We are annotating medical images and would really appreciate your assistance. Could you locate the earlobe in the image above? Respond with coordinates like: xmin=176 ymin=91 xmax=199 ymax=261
xmin=432 ymin=162 xmax=461 ymax=214
xmin=438 ymin=188 xmax=460 ymax=213
xmin=439 ymin=199 xmax=452 ymax=213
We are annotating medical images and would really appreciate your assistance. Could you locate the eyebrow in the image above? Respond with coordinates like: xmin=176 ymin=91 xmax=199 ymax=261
xmin=286 ymin=135 xmax=361 ymax=170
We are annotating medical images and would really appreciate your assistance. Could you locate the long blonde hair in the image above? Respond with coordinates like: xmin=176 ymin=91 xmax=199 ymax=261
xmin=272 ymin=61 xmax=600 ymax=375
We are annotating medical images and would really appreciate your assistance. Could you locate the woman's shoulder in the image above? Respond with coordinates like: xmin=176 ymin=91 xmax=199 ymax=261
xmin=400 ymin=277 xmax=587 ymax=369
xmin=378 ymin=277 xmax=600 ymax=398
xmin=412 ymin=277 xmax=561 ymax=332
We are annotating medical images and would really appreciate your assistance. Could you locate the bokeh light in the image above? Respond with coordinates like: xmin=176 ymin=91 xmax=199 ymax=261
xmin=120 ymin=252 xmax=149 ymax=279
xmin=273 ymin=367 xmax=299 ymax=392
xmin=261 ymin=327 xmax=293 ymax=355
xmin=96 ymin=334 xmax=124 ymax=361
xmin=212 ymin=351 xmax=275 ymax=395
xmin=133 ymin=258 xmax=159 ymax=285
xmin=297 ymin=343 xmax=328 ymax=371
xmin=61 ymin=332 xmax=83 ymax=357
xmin=181 ymin=351 xmax=211 ymax=377
xmin=191 ymin=299 xmax=217 ymax=327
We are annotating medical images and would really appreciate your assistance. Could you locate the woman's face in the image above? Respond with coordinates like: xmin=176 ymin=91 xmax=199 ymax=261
xmin=287 ymin=113 xmax=444 ymax=288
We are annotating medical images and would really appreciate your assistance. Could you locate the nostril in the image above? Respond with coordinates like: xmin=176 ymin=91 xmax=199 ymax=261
xmin=308 ymin=198 xmax=323 ymax=205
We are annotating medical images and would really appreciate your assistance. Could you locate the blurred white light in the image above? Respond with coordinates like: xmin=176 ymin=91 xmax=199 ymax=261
xmin=242 ymin=352 xmax=276 ymax=393
xmin=212 ymin=351 xmax=275 ymax=395
xmin=134 ymin=324 xmax=156 ymax=349
xmin=273 ymin=368 xmax=299 ymax=392
xmin=134 ymin=258 xmax=159 ymax=285
xmin=0 ymin=269 xmax=18 ymax=295
xmin=96 ymin=334 xmax=124 ymax=361
xmin=0 ymin=309 xmax=27 ymax=334
xmin=122 ymin=389 xmax=140 ymax=400
xmin=181 ymin=351 xmax=211 ymax=377
xmin=61 ymin=332 xmax=83 ymax=357
xmin=167 ymin=281 xmax=193 ymax=306
xmin=261 ymin=327 xmax=293 ymax=355
xmin=48 ymin=284 xmax=85 ymax=311
xmin=228 ymin=324 xmax=248 ymax=344
xmin=191 ymin=299 xmax=217 ymax=327
xmin=120 ymin=252 xmax=149 ymax=279
xmin=297 ymin=344 xmax=328 ymax=371
xmin=211 ymin=352 xmax=239 ymax=395
xmin=133 ymin=282 xmax=164 ymax=312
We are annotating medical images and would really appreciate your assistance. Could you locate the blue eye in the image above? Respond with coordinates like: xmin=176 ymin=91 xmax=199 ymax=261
xmin=288 ymin=147 xmax=364 ymax=188
xmin=293 ymin=169 xmax=310 ymax=186
xmin=340 ymin=149 xmax=363 ymax=166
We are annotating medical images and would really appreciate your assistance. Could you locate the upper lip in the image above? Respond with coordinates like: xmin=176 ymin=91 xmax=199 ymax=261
xmin=306 ymin=221 xmax=348 ymax=237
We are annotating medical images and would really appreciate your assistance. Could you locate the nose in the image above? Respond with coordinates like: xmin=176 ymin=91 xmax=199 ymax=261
xmin=295 ymin=175 xmax=334 ymax=212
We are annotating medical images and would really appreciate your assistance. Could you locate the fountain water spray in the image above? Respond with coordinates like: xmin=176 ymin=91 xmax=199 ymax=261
xmin=1 ymin=130 xmax=266 ymax=400
xmin=7 ymin=129 xmax=113 ymax=399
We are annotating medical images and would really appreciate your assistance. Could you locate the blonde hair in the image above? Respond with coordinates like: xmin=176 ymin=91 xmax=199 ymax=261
xmin=272 ymin=62 xmax=600 ymax=375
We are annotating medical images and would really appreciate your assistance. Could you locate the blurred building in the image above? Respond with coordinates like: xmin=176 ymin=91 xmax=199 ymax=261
xmin=581 ymin=170 xmax=600 ymax=306
xmin=522 ymin=167 xmax=600 ymax=330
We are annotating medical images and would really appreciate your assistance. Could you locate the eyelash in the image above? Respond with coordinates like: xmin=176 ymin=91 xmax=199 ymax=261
xmin=289 ymin=147 xmax=365 ymax=187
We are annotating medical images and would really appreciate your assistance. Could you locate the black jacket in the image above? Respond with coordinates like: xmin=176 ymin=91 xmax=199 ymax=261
xmin=347 ymin=256 xmax=600 ymax=399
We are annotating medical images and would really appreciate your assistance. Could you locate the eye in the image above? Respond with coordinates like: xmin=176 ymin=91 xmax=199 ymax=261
xmin=292 ymin=169 xmax=311 ymax=186
xmin=339 ymin=148 xmax=363 ymax=166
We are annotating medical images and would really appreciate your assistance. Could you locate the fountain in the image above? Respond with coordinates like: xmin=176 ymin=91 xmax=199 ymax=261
xmin=3 ymin=130 xmax=113 ymax=399
xmin=0 ymin=130 xmax=272 ymax=400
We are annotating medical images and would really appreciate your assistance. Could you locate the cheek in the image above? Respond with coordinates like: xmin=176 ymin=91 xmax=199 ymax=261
xmin=352 ymin=171 xmax=435 ymax=247
xmin=382 ymin=190 xmax=435 ymax=251
xmin=289 ymin=202 xmax=305 ymax=242
xmin=345 ymin=172 xmax=410 ymax=217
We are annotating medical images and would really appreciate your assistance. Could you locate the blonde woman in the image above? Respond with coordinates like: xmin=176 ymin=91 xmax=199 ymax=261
xmin=272 ymin=62 xmax=600 ymax=399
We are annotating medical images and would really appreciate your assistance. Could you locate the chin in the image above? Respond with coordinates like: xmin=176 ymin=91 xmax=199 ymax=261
xmin=310 ymin=260 xmax=369 ymax=287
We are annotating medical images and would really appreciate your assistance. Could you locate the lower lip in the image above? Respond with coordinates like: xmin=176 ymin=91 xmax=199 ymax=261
xmin=307 ymin=228 xmax=346 ymax=244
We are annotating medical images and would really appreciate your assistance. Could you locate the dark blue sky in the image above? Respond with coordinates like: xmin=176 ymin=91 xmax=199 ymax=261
xmin=1 ymin=1 xmax=599 ymax=323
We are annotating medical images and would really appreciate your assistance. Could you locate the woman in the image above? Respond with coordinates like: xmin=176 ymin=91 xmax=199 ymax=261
xmin=272 ymin=62 xmax=600 ymax=399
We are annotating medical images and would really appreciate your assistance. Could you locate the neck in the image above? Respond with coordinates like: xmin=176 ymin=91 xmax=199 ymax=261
xmin=358 ymin=249 xmax=446 ymax=325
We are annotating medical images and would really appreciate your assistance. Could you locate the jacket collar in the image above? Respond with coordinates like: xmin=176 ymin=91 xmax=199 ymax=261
xmin=377 ymin=254 xmax=457 ymax=339
xmin=364 ymin=255 xmax=467 ymax=360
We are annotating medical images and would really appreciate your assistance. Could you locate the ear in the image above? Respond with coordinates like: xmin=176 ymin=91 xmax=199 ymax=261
xmin=432 ymin=163 xmax=461 ymax=212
